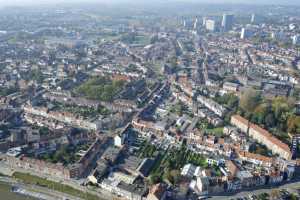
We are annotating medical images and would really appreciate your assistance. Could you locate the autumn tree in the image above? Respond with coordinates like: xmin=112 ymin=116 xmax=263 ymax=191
xmin=240 ymin=89 xmax=261 ymax=113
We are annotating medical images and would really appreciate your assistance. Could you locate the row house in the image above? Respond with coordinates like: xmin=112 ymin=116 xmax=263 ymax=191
xmin=197 ymin=95 xmax=227 ymax=117
xmin=23 ymin=104 xmax=101 ymax=131
xmin=231 ymin=115 xmax=291 ymax=160
xmin=237 ymin=151 xmax=273 ymax=168
xmin=5 ymin=155 xmax=80 ymax=179
xmin=132 ymin=119 xmax=165 ymax=137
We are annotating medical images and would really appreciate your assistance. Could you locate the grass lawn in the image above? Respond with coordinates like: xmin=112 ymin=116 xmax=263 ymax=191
xmin=0 ymin=181 xmax=36 ymax=200
xmin=12 ymin=172 xmax=101 ymax=200
xmin=205 ymin=127 xmax=224 ymax=137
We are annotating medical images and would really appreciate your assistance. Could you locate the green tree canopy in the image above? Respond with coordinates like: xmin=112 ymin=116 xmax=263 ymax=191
xmin=240 ymin=89 xmax=261 ymax=113
xmin=287 ymin=115 xmax=300 ymax=135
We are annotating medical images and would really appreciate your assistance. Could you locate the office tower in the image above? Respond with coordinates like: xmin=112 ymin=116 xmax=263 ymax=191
xmin=222 ymin=14 xmax=234 ymax=32
xmin=251 ymin=14 xmax=262 ymax=24
xmin=293 ymin=35 xmax=299 ymax=45
xmin=240 ymin=28 xmax=246 ymax=39
xmin=271 ymin=32 xmax=277 ymax=40
xmin=202 ymin=17 xmax=207 ymax=26
xmin=205 ymin=19 xmax=216 ymax=32
xmin=193 ymin=18 xmax=198 ymax=30
xmin=251 ymin=14 xmax=257 ymax=24
xmin=241 ymin=28 xmax=247 ymax=39
xmin=240 ymin=28 xmax=253 ymax=39
xmin=271 ymin=31 xmax=286 ymax=41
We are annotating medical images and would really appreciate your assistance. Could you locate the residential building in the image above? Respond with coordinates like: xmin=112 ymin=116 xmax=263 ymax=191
xmin=197 ymin=95 xmax=227 ymax=117
xmin=223 ymin=82 xmax=239 ymax=92
xmin=231 ymin=115 xmax=291 ymax=160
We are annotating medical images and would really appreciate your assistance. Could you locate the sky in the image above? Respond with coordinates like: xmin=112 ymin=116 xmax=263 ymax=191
xmin=0 ymin=0 xmax=299 ymax=6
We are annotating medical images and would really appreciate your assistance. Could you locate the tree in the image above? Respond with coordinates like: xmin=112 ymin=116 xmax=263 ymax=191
xmin=265 ymin=113 xmax=276 ymax=128
xmin=289 ymin=193 xmax=298 ymax=200
xmin=239 ymin=89 xmax=261 ymax=113
xmin=214 ymin=93 xmax=239 ymax=111
xmin=39 ymin=127 xmax=49 ymax=136
xmin=31 ymin=69 xmax=44 ymax=84
xmin=270 ymin=189 xmax=280 ymax=200
xmin=150 ymin=173 xmax=162 ymax=185
xmin=287 ymin=115 xmax=300 ymax=135
xmin=168 ymin=170 xmax=181 ymax=185
xmin=227 ymin=94 xmax=239 ymax=110
xmin=257 ymin=193 xmax=269 ymax=200
xmin=253 ymin=103 xmax=269 ymax=124
xmin=74 ymin=77 xmax=124 ymax=102
xmin=271 ymin=97 xmax=293 ymax=120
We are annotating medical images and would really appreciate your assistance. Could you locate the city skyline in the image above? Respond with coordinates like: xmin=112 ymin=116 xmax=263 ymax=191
xmin=0 ymin=1 xmax=299 ymax=200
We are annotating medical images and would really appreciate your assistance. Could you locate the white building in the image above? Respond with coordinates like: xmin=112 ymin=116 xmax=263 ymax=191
xmin=114 ymin=134 xmax=125 ymax=148
xmin=292 ymin=35 xmax=299 ymax=45
xmin=240 ymin=28 xmax=253 ymax=39
xmin=205 ymin=19 xmax=216 ymax=32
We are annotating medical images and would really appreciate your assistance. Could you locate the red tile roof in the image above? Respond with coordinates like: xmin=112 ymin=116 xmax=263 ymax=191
xmin=231 ymin=115 xmax=291 ymax=155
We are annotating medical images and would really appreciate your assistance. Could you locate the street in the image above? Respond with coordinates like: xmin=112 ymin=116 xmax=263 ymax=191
xmin=211 ymin=181 xmax=300 ymax=200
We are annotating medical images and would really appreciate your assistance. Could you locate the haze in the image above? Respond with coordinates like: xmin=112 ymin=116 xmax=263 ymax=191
xmin=0 ymin=0 xmax=300 ymax=7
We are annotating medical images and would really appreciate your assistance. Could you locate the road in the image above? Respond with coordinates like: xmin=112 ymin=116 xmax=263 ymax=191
xmin=210 ymin=180 xmax=300 ymax=200
xmin=0 ymin=176 xmax=83 ymax=200
xmin=0 ymin=160 xmax=120 ymax=200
